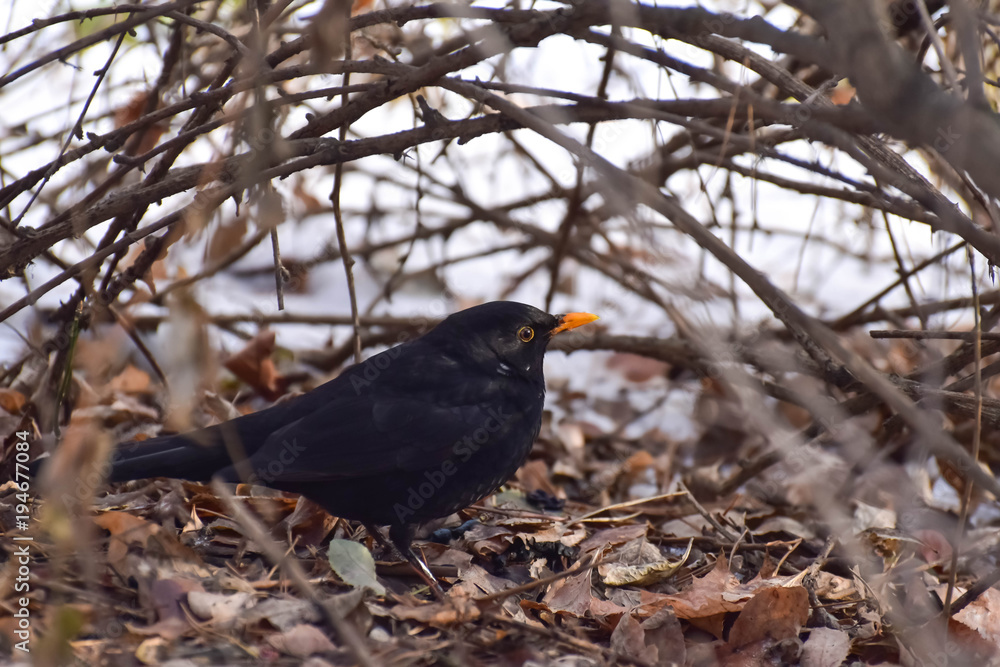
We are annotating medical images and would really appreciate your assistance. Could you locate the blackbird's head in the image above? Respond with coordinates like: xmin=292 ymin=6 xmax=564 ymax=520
xmin=432 ymin=301 xmax=598 ymax=380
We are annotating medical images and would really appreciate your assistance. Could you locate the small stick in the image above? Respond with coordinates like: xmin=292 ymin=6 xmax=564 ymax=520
xmin=870 ymin=330 xmax=1000 ymax=341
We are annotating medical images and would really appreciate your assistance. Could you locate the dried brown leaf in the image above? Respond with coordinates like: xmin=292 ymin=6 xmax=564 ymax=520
xmin=610 ymin=613 xmax=658 ymax=663
xmin=541 ymin=567 xmax=592 ymax=616
xmin=205 ymin=216 xmax=248 ymax=264
xmin=94 ymin=511 xmax=159 ymax=566
xmin=223 ymin=330 xmax=285 ymax=401
xmin=390 ymin=590 xmax=480 ymax=625
xmin=0 ymin=388 xmax=26 ymax=414
xmin=579 ymin=524 xmax=648 ymax=555
xmin=727 ymin=586 xmax=809 ymax=649
xmin=654 ymin=554 xmax=745 ymax=637
xmin=108 ymin=366 xmax=153 ymax=395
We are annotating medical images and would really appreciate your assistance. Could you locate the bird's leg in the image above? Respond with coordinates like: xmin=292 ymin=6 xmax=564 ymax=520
xmin=389 ymin=523 xmax=446 ymax=599
xmin=364 ymin=523 xmax=444 ymax=599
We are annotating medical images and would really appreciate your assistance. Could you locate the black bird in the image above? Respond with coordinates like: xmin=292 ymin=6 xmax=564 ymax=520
xmin=106 ymin=301 xmax=598 ymax=586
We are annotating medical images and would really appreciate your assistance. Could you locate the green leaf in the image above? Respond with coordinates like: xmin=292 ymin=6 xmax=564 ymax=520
xmin=327 ymin=539 xmax=386 ymax=596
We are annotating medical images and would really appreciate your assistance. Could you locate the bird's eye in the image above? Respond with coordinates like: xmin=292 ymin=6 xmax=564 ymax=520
xmin=518 ymin=326 xmax=534 ymax=342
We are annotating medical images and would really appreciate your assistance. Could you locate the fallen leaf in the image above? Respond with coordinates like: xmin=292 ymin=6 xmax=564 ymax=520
xmin=465 ymin=524 xmax=516 ymax=556
xmin=267 ymin=624 xmax=336 ymax=658
xmin=801 ymin=627 xmax=852 ymax=667
xmin=579 ymin=524 xmax=648 ymax=554
xmin=589 ymin=596 xmax=632 ymax=620
xmin=727 ymin=586 xmax=809 ymax=649
xmin=642 ymin=607 xmax=686 ymax=665
xmin=129 ymin=578 xmax=203 ymax=640
xmin=391 ymin=590 xmax=480 ymax=625
xmin=602 ymin=540 xmax=693 ymax=587
xmin=653 ymin=554 xmax=745 ymax=637
xmin=187 ymin=591 xmax=254 ymax=630
xmin=94 ymin=511 xmax=160 ymax=567
xmin=108 ymin=366 xmax=152 ymax=395
xmin=516 ymin=459 xmax=559 ymax=497
xmin=951 ymin=586 xmax=1000 ymax=647
xmin=542 ymin=567 xmax=592 ymax=616
xmin=610 ymin=613 xmax=657 ymax=663
xmin=327 ymin=538 xmax=386 ymax=595
xmin=0 ymin=388 xmax=26 ymax=413
xmin=241 ymin=597 xmax=321 ymax=632
xmin=133 ymin=636 xmax=169 ymax=664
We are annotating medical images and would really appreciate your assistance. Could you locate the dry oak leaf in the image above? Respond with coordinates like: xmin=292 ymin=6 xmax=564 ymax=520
xmin=224 ymin=330 xmax=285 ymax=401
xmin=642 ymin=607 xmax=686 ymax=665
xmin=645 ymin=553 xmax=750 ymax=638
xmin=588 ymin=596 xmax=633 ymax=621
xmin=542 ymin=566 xmax=593 ymax=617
xmin=657 ymin=554 xmax=746 ymax=617
xmin=114 ymin=91 xmax=166 ymax=155
xmin=727 ymin=585 xmax=810 ymax=649
xmin=450 ymin=563 xmax=516 ymax=599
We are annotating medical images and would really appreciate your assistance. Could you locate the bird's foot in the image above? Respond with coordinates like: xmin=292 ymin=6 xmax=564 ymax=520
xmin=402 ymin=547 xmax=445 ymax=600
xmin=364 ymin=523 xmax=445 ymax=599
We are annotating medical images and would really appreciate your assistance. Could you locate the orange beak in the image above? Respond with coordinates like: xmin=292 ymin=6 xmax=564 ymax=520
xmin=551 ymin=312 xmax=599 ymax=335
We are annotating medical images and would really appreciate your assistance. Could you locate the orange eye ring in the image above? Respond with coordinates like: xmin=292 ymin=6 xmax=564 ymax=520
xmin=518 ymin=326 xmax=534 ymax=342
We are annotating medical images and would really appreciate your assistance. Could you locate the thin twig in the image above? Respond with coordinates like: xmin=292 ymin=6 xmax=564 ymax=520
xmin=870 ymin=330 xmax=1000 ymax=341
xmin=944 ymin=252 xmax=984 ymax=621
xmin=330 ymin=14 xmax=362 ymax=364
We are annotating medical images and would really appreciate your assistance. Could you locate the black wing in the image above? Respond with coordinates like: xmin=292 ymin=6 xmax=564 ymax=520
xmin=216 ymin=341 xmax=518 ymax=482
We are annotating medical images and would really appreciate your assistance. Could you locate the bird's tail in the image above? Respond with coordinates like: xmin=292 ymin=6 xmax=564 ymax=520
xmin=108 ymin=422 xmax=244 ymax=483
xmin=36 ymin=390 xmax=312 ymax=484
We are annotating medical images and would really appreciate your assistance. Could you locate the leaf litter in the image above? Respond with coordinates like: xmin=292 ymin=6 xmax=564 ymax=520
xmin=5 ymin=320 xmax=1000 ymax=665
